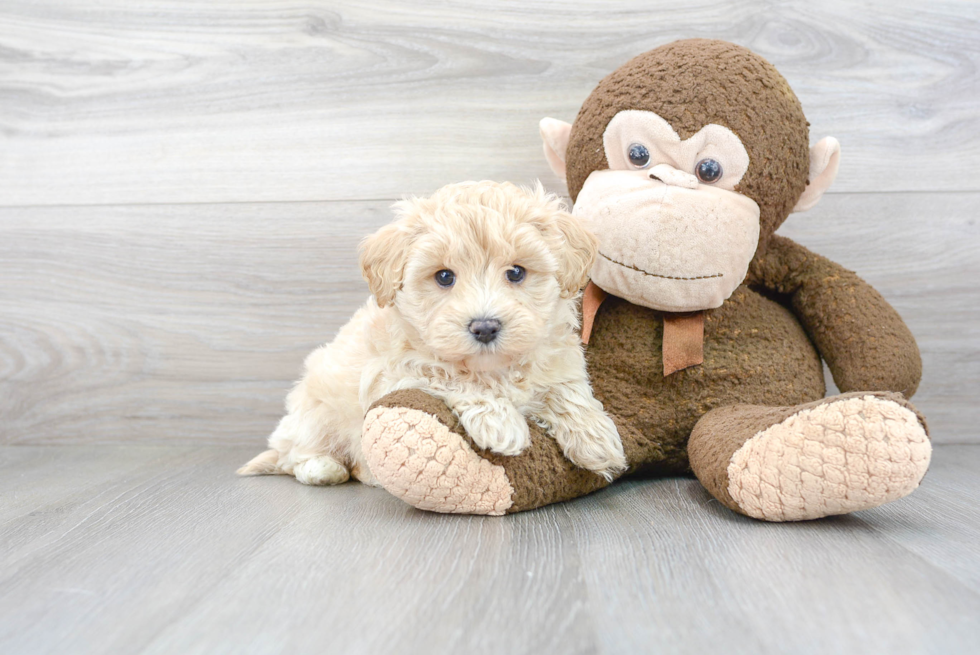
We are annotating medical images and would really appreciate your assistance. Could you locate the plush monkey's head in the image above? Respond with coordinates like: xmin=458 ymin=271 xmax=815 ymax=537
xmin=540 ymin=39 xmax=840 ymax=312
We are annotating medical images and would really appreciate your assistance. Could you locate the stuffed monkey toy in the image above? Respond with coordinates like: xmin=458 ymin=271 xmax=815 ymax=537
xmin=359 ymin=39 xmax=931 ymax=520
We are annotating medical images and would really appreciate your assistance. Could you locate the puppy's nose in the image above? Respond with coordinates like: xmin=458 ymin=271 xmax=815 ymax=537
xmin=468 ymin=318 xmax=502 ymax=344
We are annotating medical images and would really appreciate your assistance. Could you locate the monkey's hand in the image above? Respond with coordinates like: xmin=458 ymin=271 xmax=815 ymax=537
xmin=749 ymin=235 xmax=921 ymax=396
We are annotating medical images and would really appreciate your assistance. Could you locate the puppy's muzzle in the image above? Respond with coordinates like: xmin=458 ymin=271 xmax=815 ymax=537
xmin=468 ymin=318 xmax=502 ymax=344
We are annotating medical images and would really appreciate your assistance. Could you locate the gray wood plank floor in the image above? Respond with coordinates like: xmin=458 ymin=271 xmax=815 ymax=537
xmin=1 ymin=444 xmax=978 ymax=655
xmin=1 ymin=0 xmax=979 ymax=205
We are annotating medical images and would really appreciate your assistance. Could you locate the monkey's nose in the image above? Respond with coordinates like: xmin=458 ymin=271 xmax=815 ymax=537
xmin=648 ymin=163 xmax=699 ymax=189
xmin=469 ymin=318 xmax=502 ymax=344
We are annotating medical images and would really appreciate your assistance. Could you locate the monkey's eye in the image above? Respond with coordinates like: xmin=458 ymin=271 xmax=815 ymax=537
xmin=435 ymin=269 xmax=456 ymax=288
xmin=505 ymin=265 xmax=526 ymax=283
xmin=695 ymin=158 xmax=723 ymax=184
xmin=627 ymin=143 xmax=651 ymax=168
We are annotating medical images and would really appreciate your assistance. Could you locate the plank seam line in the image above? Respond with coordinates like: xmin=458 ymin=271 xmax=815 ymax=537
xmin=1 ymin=190 xmax=978 ymax=211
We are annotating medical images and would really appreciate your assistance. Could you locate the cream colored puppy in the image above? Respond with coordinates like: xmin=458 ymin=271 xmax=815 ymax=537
xmin=238 ymin=181 xmax=626 ymax=485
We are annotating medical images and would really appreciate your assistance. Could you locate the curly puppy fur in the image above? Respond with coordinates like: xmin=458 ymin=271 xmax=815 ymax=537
xmin=239 ymin=181 xmax=626 ymax=485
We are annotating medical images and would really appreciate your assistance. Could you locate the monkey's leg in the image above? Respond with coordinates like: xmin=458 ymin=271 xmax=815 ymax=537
xmin=688 ymin=392 xmax=931 ymax=521
xmin=361 ymin=390 xmax=619 ymax=515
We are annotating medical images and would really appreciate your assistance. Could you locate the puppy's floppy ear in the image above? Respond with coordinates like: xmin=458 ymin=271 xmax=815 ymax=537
xmin=359 ymin=206 xmax=419 ymax=307
xmin=549 ymin=209 xmax=598 ymax=297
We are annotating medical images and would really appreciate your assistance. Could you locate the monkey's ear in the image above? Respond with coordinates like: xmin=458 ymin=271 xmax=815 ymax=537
xmin=539 ymin=118 xmax=573 ymax=180
xmin=792 ymin=137 xmax=841 ymax=213
xmin=358 ymin=213 xmax=417 ymax=308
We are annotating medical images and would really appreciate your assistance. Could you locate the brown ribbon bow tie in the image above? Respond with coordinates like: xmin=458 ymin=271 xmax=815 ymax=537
xmin=580 ymin=281 xmax=704 ymax=376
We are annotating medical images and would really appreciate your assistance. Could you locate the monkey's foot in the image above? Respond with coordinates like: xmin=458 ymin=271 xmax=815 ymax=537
xmin=689 ymin=392 xmax=931 ymax=522
xmin=362 ymin=390 xmax=611 ymax=515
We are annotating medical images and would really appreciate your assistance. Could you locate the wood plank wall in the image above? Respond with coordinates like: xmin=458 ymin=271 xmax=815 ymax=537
xmin=1 ymin=0 xmax=978 ymax=445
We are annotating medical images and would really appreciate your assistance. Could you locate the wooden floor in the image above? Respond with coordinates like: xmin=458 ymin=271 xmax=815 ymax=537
xmin=1 ymin=444 xmax=978 ymax=655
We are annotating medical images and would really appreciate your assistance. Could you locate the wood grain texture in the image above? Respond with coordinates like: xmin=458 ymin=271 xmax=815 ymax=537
xmin=0 ymin=200 xmax=391 ymax=445
xmin=1 ymin=0 xmax=978 ymax=206
xmin=1 ymin=192 xmax=976 ymax=446
xmin=1 ymin=443 xmax=978 ymax=655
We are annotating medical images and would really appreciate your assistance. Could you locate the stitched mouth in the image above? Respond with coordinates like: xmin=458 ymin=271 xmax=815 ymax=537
xmin=599 ymin=252 xmax=723 ymax=281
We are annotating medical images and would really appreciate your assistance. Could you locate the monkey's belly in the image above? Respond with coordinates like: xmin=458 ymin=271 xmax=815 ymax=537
xmin=585 ymin=285 xmax=825 ymax=474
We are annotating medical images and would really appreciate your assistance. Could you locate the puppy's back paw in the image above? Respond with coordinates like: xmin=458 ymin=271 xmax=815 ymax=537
xmin=294 ymin=455 xmax=350 ymax=486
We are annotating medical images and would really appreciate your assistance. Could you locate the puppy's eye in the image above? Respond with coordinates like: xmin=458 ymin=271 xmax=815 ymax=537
xmin=505 ymin=265 xmax=525 ymax=284
xmin=695 ymin=158 xmax=723 ymax=183
xmin=628 ymin=143 xmax=651 ymax=168
xmin=434 ymin=269 xmax=455 ymax=288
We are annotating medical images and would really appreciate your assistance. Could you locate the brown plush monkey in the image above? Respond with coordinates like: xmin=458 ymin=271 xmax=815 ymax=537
xmin=360 ymin=39 xmax=931 ymax=520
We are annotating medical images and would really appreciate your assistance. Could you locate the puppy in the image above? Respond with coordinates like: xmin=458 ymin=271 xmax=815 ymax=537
xmin=238 ymin=181 xmax=626 ymax=486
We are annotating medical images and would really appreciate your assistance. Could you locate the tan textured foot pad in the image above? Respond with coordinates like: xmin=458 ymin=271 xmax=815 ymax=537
xmin=728 ymin=395 xmax=931 ymax=521
xmin=362 ymin=406 xmax=515 ymax=515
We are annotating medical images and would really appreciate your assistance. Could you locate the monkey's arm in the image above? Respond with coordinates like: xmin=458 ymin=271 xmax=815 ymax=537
xmin=748 ymin=234 xmax=922 ymax=396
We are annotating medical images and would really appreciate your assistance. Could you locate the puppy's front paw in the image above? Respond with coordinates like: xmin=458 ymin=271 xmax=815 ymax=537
xmin=459 ymin=401 xmax=531 ymax=456
xmin=553 ymin=412 xmax=627 ymax=482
